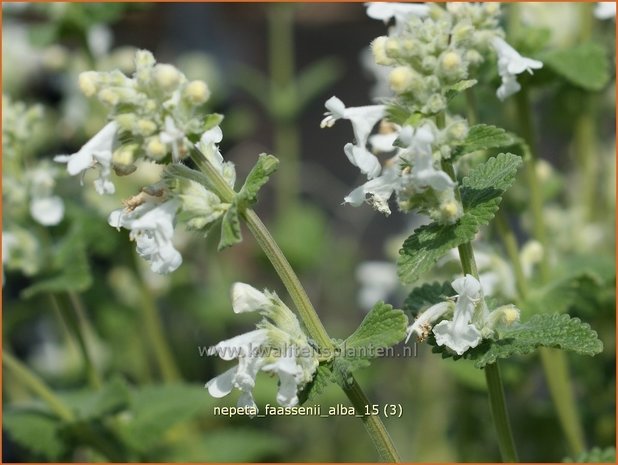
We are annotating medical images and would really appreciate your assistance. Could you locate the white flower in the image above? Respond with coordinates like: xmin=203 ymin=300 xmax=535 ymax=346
xmin=406 ymin=301 xmax=453 ymax=343
xmin=28 ymin=164 xmax=64 ymax=226
xmin=54 ymin=121 xmax=117 ymax=194
xmin=197 ymin=126 xmax=236 ymax=188
xmin=206 ymin=283 xmax=319 ymax=412
xmin=356 ymin=261 xmax=399 ymax=311
xmin=433 ymin=274 xmax=483 ymax=355
xmin=321 ymin=96 xmax=385 ymax=179
xmin=595 ymin=2 xmax=616 ymax=19
xmin=366 ymin=2 xmax=429 ymax=34
xmin=108 ymin=199 xmax=182 ymax=274
xmin=160 ymin=116 xmax=185 ymax=163
xmin=344 ymin=162 xmax=400 ymax=214
xmin=491 ymin=37 xmax=543 ymax=101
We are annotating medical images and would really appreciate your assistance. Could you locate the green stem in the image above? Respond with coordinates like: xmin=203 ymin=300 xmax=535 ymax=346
xmin=513 ymin=88 xmax=586 ymax=457
xmin=485 ymin=363 xmax=519 ymax=462
xmin=190 ymin=147 xmax=401 ymax=462
xmin=494 ymin=212 xmax=528 ymax=300
xmin=3 ymin=351 xmax=75 ymax=421
xmin=50 ymin=294 xmax=102 ymax=389
xmin=138 ymin=279 xmax=181 ymax=382
xmin=268 ymin=4 xmax=300 ymax=216
xmin=442 ymin=157 xmax=518 ymax=463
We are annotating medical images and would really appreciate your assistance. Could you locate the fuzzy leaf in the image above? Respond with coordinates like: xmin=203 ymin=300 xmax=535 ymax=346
xmin=3 ymin=408 xmax=65 ymax=460
xmin=403 ymin=281 xmax=454 ymax=317
xmin=543 ymin=42 xmax=610 ymax=91
xmin=343 ymin=302 xmax=408 ymax=354
xmin=474 ymin=313 xmax=603 ymax=368
xmin=445 ymin=79 xmax=478 ymax=101
xmin=61 ymin=377 xmax=130 ymax=420
xmin=452 ymin=124 xmax=516 ymax=160
xmin=398 ymin=153 xmax=522 ymax=283
xmin=218 ymin=202 xmax=242 ymax=251
xmin=238 ymin=154 xmax=279 ymax=207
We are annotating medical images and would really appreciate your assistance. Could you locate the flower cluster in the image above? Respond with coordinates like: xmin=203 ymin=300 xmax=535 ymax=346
xmin=206 ymin=283 xmax=319 ymax=411
xmin=56 ymin=50 xmax=212 ymax=195
xmin=321 ymin=3 xmax=542 ymax=221
xmin=56 ymin=50 xmax=235 ymax=274
xmin=406 ymin=274 xmax=520 ymax=355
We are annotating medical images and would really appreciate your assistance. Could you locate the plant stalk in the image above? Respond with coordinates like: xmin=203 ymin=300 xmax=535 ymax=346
xmin=190 ymin=147 xmax=401 ymax=462
xmin=514 ymin=88 xmax=586 ymax=457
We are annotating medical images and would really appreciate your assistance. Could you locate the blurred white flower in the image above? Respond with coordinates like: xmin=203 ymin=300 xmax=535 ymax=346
xmin=28 ymin=164 xmax=64 ymax=226
xmin=491 ymin=37 xmax=543 ymax=101
xmin=356 ymin=261 xmax=399 ymax=310
xmin=595 ymin=2 xmax=616 ymax=19
xmin=366 ymin=2 xmax=429 ymax=34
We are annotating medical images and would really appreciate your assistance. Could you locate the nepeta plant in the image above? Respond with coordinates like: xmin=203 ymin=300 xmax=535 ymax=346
xmin=4 ymin=2 xmax=613 ymax=462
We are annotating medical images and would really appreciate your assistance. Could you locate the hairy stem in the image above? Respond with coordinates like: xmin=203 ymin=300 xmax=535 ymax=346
xmin=190 ymin=147 xmax=401 ymax=462
xmin=442 ymin=156 xmax=518 ymax=462
xmin=514 ymin=88 xmax=586 ymax=457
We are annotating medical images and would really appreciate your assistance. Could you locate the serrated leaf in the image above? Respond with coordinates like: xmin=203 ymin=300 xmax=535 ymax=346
xmin=564 ymin=446 xmax=616 ymax=463
xmin=403 ymin=281 xmax=454 ymax=317
xmin=398 ymin=153 xmax=522 ymax=283
xmin=543 ymin=42 xmax=610 ymax=91
xmin=218 ymin=202 xmax=242 ymax=251
xmin=3 ymin=408 xmax=65 ymax=460
xmin=445 ymin=79 xmax=477 ymax=101
xmin=238 ymin=153 xmax=279 ymax=206
xmin=474 ymin=313 xmax=603 ymax=368
xmin=343 ymin=302 xmax=408 ymax=354
xmin=452 ymin=124 xmax=516 ymax=160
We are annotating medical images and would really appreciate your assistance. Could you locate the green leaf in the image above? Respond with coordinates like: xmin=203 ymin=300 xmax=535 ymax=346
xmin=452 ymin=124 xmax=516 ymax=160
xmin=298 ymin=365 xmax=335 ymax=404
xmin=398 ymin=153 xmax=522 ymax=283
xmin=117 ymin=383 xmax=215 ymax=453
xmin=218 ymin=202 xmax=242 ymax=251
xmin=403 ymin=281 xmax=454 ymax=317
xmin=331 ymin=302 xmax=408 ymax=386
xmin=474 ymin=314 xmax=603 ymax=368
xmin=4 ymin=408 xmax=65 ymax=460
xmin=201 ymin=113 xmax=224 ymax=132
xmin=543 ymin=42 xmax=610 ymax=91
xmin=445 ymin=79 xmax=478 ymax=101
xmin=343 ymin=302 xmax=408 ymax=354
xmin=238 ymin=153 xmax=280 ymax=207
xmin=22 ymin=226 xmax=93 ymax=298
xmin=61 ymin=377 xmax=130 ymax=420
xmin=564 ymin=446 xmax=616 ymax=463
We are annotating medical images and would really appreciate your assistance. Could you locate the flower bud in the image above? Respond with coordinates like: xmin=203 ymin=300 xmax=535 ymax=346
xmin=232 ymin=283 xmax=272 ymax=314
xmin=385 ymin=38 xmax=400 ymax=58
xmin=439 ymin=198 xmax=462 ymax=223
xmin=154 ymin=64 xmax=182 ymax=92
xmin=136 ymin=119 xmax=157 ymax=136
xmin=135 ymin=49 xmax=155 ymax=69
xmin=112 ymin=143 xmax=138 ymax=167
xmin=389 ymin=66 xmax=414 ymax=93
xmin=371 ymin=36 xmax=393 ymax=66
xmin=116 ymin=113 xmax=138 ymax=132
xmin=98 ymin=88 xmax=120 ymax=106
xmin=145 ymin=136 xmax=167 ymax=160
xmin=79 ymin=71 xmax=99 ymax=97
xmin=183 ymin=80 xmax=210 ymax=105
